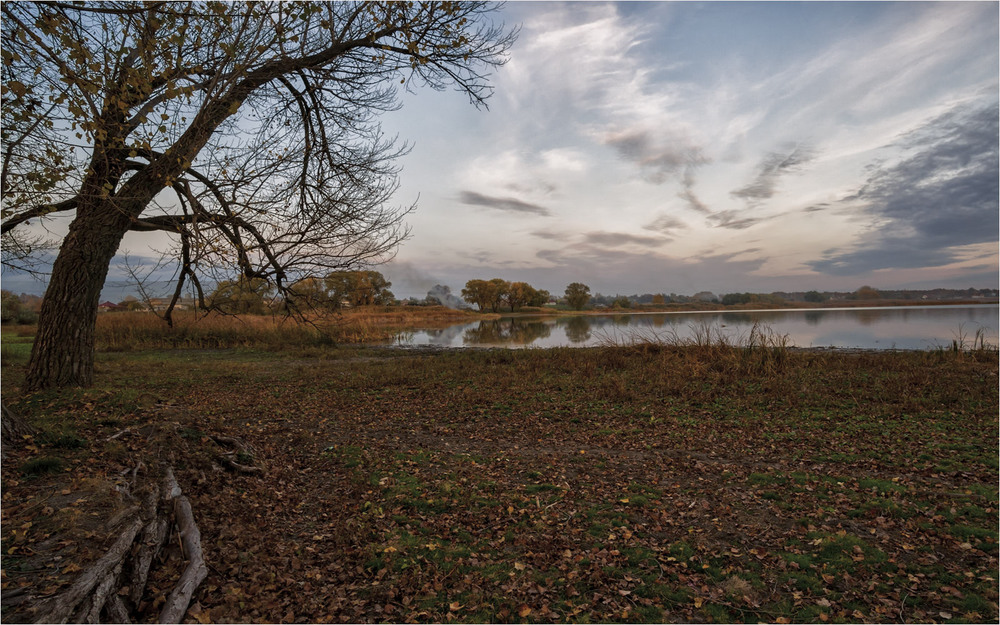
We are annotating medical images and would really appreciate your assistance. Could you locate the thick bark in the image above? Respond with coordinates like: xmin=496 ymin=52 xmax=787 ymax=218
xmin=23 ymin=197 xmax=133 ymax=391
xmin=2 ymin=401 xmax=35 ymax=459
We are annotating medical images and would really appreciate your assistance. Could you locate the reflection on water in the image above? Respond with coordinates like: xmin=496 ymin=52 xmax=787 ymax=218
xmin=392 ymin=305 xmax=999 ymax=350
xmin=462 ymin=319 xmax=552 ymax=344
xmin=562 ymin=316 xmax=592 ymax=343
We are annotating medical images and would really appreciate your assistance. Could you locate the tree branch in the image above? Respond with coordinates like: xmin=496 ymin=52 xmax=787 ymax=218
xmin=1 ymin=198 xmax=78 ymax=235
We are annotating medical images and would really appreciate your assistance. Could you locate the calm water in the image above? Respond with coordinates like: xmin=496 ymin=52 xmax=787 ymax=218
xmin=392 ymin=305 xmax=999 ymax=350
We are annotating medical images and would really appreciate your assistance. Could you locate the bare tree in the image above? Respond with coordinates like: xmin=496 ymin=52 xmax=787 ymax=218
xmin=1 ymin=1 xmax=516 ymax=390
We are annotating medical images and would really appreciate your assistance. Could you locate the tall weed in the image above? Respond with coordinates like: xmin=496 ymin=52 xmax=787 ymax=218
xmin=596 ymin=320 xmax=791 ymax=377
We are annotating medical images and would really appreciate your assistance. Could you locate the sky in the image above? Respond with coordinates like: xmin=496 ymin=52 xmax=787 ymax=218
xmin=2 ymin=1 xmax=999 ymax=301
xmin=376 ymin=0 xmax=1000 ymax=300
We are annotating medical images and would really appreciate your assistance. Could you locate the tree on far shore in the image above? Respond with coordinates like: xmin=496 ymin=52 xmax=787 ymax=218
xmin=565 ymin=283 xmax=591 ymax=310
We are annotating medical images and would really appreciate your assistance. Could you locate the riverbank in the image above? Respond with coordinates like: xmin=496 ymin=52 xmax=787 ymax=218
xmin=502 ymin=298 xmax=1000 ymax=316
xmin=2 ymin=344 xmax=996 ymax=623
xmin=3 ymin=300 xmax=994 ymax=354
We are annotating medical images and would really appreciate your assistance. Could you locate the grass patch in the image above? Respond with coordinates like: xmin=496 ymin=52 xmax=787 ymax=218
xmin=20 ymin=456 xmax=65 ymax=475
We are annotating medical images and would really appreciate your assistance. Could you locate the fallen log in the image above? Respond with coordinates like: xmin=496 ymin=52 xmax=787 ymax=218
xmin=158 ymin=468 xmax=208 ymax=624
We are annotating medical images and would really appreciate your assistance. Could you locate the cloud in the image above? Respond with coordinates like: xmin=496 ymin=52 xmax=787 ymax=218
xmin=584 ymin=231 xmax=668 ymax=247
xmin=457 ymin=191 xmax=551 ymax=216
xmin=541 ymin=148 xmax=588 ymax=172
xmin=678 ymin=168 xmax=711 ymax=214
xmin=602 ymin=127 xmax=707 ymax=185
xmin=731 ymin=144 xmax=816 ymax=204
xmin=528 ymin=244 xmax=771 ymax=295
xmin=644 ymin=215 xmax=687 ymax=235
xmin=708 ymin=210 xmax=764 ymax=230
xmin=809 ymin=101 xmax=999 ymax=276
xmin=803 ymin=202 xmax=831 ymax=213
xmin=530 ymin=229 xmax=572 ymax=241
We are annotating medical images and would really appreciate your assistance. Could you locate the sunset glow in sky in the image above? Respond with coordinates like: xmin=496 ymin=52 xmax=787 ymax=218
xmin=3 ymin=1 xmax=998 ymax=301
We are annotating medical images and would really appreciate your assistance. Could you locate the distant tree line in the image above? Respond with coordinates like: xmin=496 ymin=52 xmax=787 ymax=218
xmin=0 ymin=290 xmax=40 ymax=324
xmin=16 ymin=279 xmax=997 ymax=320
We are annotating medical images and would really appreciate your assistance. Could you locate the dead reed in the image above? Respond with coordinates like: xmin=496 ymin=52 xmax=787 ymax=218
xmin=595 ymin=319 xmax=791 ymax=375
xmin=91 ymin=307 xmax=476 ymax=350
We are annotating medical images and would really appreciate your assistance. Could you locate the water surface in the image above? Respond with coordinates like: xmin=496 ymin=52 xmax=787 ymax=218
xmin=391 ymin=304 xmax=999 ymax=350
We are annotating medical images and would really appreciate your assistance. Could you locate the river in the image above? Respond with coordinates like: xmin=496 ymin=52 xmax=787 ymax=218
xmin=391 ymin=304 xmax=1000 ymax=350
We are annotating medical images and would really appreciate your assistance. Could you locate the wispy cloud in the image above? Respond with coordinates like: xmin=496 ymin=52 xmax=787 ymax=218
xmin=457 ymin=191 xmax=551 ymax=216
xmin=731 ymin=144 xmax=816 ymax=204
xmin=707 ymin=210 xmax=763 ymax=230
xmin=530 ymin=229 xmax=571 ymax=241
xmin=678 ymin=168 xmax=711 ymax=214
xmin=644 ymin=215 xmax=687 ymax=235
xmin=602 ymin=127 xmax=708 ymax=185
xmin=584 ymin=231 xmax=668 ymax=247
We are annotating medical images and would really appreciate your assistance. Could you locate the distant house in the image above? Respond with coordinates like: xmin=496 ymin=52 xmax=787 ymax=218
xmin=97 ymin=301 xmax=121 ymax=312
xmin=147 ymin=297 xmax=193 ymax=312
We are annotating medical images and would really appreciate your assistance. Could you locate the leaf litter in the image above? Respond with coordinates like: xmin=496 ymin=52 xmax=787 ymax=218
xmin=2 ymin=345 xmax=997 ymax=623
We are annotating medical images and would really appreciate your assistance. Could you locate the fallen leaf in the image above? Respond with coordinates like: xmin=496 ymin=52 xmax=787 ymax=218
xmin=518 ymin=604 xmax=531 ymax=617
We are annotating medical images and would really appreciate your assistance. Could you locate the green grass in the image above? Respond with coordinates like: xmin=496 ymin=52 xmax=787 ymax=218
xmin=20 ymin=456 xmax=65 ymax=475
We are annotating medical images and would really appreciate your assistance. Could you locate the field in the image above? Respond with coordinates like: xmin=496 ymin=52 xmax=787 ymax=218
xmin=1 ymin=322 xmax=997 ymax=623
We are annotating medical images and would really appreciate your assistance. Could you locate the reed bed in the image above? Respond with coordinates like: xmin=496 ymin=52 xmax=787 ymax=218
xmin=90 ymin=307 xmax=475 ymax=351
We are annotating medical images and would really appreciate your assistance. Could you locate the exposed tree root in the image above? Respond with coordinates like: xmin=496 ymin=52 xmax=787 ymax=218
xmin=209 ymin=433 xmax=264 ymax=474
xmin=158 ymin=468 xmax=208 ymax=624
xmin=30 ymin=465 xmax=208 ymax=624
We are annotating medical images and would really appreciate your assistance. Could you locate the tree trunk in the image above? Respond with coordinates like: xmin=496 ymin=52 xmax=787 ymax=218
xmin=23 ymin=199 xmax=132 ymax=391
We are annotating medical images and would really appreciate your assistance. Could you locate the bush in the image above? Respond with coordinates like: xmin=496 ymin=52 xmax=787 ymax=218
xmin=1 ymin=290 xmax=21 ymax=324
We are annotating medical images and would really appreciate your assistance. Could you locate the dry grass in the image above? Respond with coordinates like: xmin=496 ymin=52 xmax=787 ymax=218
xmin=595 ymin=319 xmax=793 ymax=376
xmin=88 ymin=306 xmax=478 ymax=350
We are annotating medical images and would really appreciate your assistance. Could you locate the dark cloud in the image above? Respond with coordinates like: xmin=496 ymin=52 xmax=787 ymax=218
xmin=731 ymin=144 xmax=816 ymax=204
xmin=530 ymin=229 xmax=571 ymax=241
xmin=603 ymin=128 xmax=708 ymax=185
xmin=697 ymin=248 xmax=763 ymax=262
xmin=584 ymin=231 xmax=668 ymax=247
xmin=643 ymin=215 xmax=687 ymax=235
xmin=803 ymin=202 xmax=831 ymax=213
xmin=708 ymin=210 xmax=763 ymax=230
xmin=678 ymin=168 xmax=711 ymax=214
xmin=458 ymin=190 xmax=551 ymax=216
xmin=809 ymin=101 xmax=999 ymax=276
